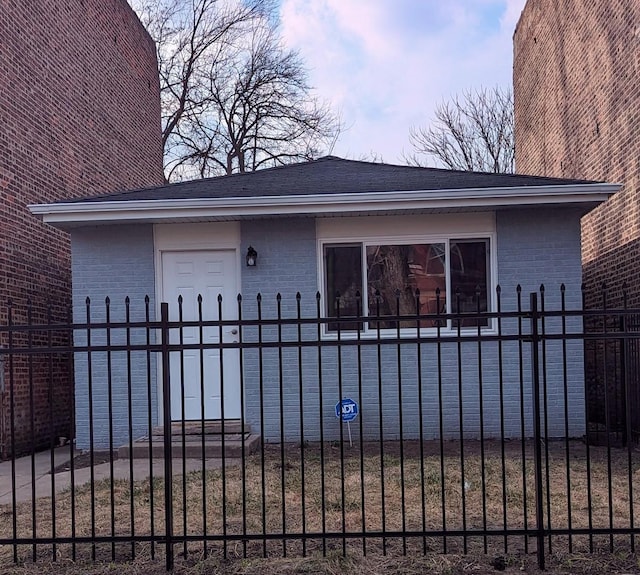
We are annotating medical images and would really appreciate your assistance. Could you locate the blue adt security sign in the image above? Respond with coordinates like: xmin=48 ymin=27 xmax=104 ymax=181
xmin=335 ymin=398 xmax=359 ymax=422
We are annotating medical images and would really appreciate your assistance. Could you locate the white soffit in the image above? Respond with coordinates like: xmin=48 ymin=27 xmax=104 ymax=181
xmin=29 ymin=183 xmax=620 ymax=227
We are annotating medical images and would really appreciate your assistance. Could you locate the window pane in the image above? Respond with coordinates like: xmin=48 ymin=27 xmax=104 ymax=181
xmin=366 ymin=244 xmax=446 ymax=329
xmin=450 ymin=240 xmax=490 ymax=328
xmin=324 ymin=244 xmax=363 ymax=331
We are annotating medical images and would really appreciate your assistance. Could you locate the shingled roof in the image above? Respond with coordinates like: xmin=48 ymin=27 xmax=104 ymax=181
xmin=32 ymin=156 xmax=619 ymax=228
xmin=69 ymin=156 xmax=598 ymax=203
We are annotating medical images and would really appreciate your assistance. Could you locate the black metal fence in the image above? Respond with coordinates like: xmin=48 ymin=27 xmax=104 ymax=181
xmin=0 ymin=285 xmax=639 ymax=571
xmin=585 ymin=311 xmax=640 ymax=446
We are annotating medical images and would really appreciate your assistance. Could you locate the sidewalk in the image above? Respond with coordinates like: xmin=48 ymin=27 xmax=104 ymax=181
xmin=0 ymin=447 xmax=236 ymax=505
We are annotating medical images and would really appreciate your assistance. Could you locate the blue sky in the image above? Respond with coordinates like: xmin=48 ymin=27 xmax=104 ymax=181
xmin=279 ymin=0 xmax=527 ymax=163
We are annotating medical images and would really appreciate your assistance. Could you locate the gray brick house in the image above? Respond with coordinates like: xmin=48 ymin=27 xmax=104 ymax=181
xmin=31 ymin=156 xmax=618 ymax=449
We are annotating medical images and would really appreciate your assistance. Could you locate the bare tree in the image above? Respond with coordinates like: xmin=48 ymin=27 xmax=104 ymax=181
xmin=174 ymin=21 xmax=340 ymax=178
xmin=131 ymin=0 xmax=340 ymax=180
xmin=406 ymin=86 xmax=514 ymax=173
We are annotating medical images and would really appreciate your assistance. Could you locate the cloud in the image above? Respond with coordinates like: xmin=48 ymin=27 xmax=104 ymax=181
xmin=279 ymin=0 xmax=527 ymax=163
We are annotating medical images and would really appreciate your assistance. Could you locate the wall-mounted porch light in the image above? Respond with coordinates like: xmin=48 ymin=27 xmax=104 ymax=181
xmin=246 ymin=246 xmax=257 ymax=267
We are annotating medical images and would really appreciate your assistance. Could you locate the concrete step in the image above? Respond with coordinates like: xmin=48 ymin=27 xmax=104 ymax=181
xmin=118 ymin=432 xmax=260 ymax=460
xmin=154 ymin=419 xmax=251 ymax=436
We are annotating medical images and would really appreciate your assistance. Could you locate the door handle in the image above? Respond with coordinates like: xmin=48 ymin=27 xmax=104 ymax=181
xmin=230 ymin=329 xmax=238 ymax=335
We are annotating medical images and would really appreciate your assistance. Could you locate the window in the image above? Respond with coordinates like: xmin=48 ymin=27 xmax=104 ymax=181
xmin=323 ymin=238 xmax=491 ymax=333
xmin=366 ymin=243 xmax=446 ymax=329
xmin=450 ymin=240 xmax=490 ymax=328
xmin=324 ymin=244 xmax=363 ymax=331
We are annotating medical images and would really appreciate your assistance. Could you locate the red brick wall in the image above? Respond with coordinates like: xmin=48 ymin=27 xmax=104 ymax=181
xmin=513 ymin=0 xmax=640 ymax=308
xmin=514 ymin=0 xmax=640 ymax=435
xmin=0 ymin=0 xmax=164 ymax=454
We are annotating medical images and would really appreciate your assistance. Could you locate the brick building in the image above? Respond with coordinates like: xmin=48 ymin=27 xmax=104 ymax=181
xmin=0 ymin=0 xmax=164 ymax=455
xmin=513 ymin=0 xmax=640 ymax=439
xmin=513 ymin=0 xmax=640 ymax=308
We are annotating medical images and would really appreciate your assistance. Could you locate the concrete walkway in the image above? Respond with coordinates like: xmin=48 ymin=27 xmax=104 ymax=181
xmin=0 ymin=447 xmax=237 ymax=505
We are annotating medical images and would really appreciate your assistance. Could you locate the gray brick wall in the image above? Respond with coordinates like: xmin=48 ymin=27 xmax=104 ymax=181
xmin=496 ymin=207 xmax=586 ymax=438
xmin=71 ymin=225 xmax=157 ymax=450
xmin=70 ymin=211 xmax=586 ymax=448
xmin=238 ymin=210 xmax=586 ymax=443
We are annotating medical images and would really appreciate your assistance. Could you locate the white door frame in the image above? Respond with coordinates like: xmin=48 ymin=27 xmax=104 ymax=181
xmin=154 ymin=222 xmax=242 ymax=425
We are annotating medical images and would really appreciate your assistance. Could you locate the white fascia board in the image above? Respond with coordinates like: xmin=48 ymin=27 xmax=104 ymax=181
xmin=29 ymin=183 xmax=620 ymax=226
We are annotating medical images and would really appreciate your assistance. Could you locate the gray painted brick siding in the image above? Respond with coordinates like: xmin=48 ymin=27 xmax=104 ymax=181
xmin=496 ymin=207 xmax=585 ymax=438
xmin=70 ymin=209 xmax=586 ymax=448
xmin=238 ymin=210 xmax=585 ymax=443
xmin=71 ymin=225 xmax=157 ymax=450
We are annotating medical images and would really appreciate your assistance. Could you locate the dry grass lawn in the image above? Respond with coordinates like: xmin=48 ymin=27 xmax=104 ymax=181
xmin=0 ymin=439 xmax=638 ymax=572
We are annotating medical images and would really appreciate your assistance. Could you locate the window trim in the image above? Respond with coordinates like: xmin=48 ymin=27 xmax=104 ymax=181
xmin=317 ymin=226 xmax=498 ymax=339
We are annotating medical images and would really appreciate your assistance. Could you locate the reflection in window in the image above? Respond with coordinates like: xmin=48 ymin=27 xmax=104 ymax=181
xmin=366 ymin=244 xmax=446 ymax=329
xmin=324 ymin=244 xmax=363 ymax=331
xmin=450 ymin=240 xmax=490 ymax=327
xmin=322 ymin=238 xmax=491 ymax=332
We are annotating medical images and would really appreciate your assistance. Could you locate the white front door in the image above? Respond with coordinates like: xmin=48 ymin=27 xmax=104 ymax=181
xmin=161 ymin=250 xmax=241 ymax=421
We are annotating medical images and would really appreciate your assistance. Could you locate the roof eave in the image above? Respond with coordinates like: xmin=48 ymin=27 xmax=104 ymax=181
xmin=29 ymin=183 xmax=621 ymax=228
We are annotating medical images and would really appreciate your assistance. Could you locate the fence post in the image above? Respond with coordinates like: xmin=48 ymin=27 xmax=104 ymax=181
xmin=530 ymin=292 xmax=545 ymax=570
xmin=620 ymin=313 xmax=628 ymax=447
xmin=161 ymin=303 xmax=174 ymax=571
